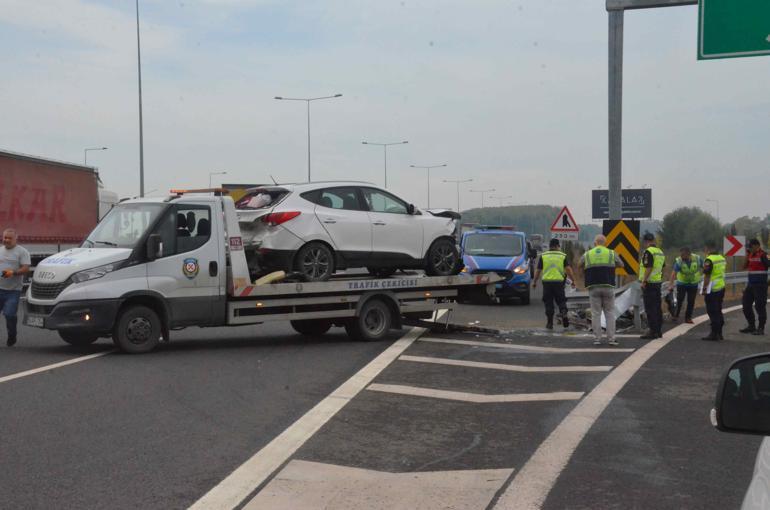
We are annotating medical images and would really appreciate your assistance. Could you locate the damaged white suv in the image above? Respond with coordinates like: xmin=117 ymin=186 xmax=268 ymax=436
xmin=235 ymin=182 xmax=461 ymax=281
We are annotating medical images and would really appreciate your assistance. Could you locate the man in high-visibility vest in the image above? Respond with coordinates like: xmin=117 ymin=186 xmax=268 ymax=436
xmin=532 ymin=238 xmax=576 ymax=330
xmin=578 ymin=234 xmax=624 ymax=345
xmin=701 ymin=240 xmax=727 ymax=341
xmin=667 ymin=246 xmax=702 ymax=324
xmin=640 ymin=232 xmax=666 ymax=340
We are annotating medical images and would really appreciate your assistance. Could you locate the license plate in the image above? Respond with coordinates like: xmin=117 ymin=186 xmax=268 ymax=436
xmin=26 ymin=315 xmax=44 ymax=328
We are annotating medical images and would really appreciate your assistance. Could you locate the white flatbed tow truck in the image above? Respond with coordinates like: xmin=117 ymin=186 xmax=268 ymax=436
xmin=23 ymin=189 xmax=499 ymax=353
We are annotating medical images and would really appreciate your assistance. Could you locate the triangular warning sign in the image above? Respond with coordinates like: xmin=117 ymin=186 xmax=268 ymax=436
xmin=550 ymin=206 xmax=579 ymax=232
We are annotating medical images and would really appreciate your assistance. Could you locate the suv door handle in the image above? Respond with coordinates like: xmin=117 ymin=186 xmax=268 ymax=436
xmin=373 ymin=221 xmax=386 ymax=226
xmin=323 ymin=219 xmax=337 ymax=224
xmin=209 ymin=261 xmax=218 ymax=276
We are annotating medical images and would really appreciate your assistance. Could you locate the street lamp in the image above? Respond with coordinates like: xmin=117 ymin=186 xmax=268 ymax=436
xmin=469 ymin=188 xmax=495 ymax=209
xmin=135 ymin=0 xmax=145 ymax=197
xmin=706 ymin=198 xmax=720 ymax=222
xmin=362 ymin=140 xmax=408 ymax=188
xmin=409 ymin=164 xmax=447 ymax=209
xmin=490 ymin=194 xmax=513 ymax=225
xmin=443 ymin=178 xmax=473 ymax=212
xmin=275 ymin=94 xmax=343 ymax=182
xmin=84 ymin=146 xmax=108 ymax=165
xmin=209 ymin=170 xmax=227 ymax=189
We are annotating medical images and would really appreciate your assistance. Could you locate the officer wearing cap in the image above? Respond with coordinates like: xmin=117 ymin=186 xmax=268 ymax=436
xmin=532 ymin=238 xmax=576 ymax=330
xmin=640 ymin=232 xmax=665 ymax=339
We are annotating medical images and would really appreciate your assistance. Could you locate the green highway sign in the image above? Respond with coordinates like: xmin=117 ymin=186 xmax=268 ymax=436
xmin=698 ymin=0 xmax=770 ymax=60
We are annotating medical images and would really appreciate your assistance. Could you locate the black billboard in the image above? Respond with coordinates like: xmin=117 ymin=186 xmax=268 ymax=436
xmin=591 ymin=189 xmax=652 ymax=219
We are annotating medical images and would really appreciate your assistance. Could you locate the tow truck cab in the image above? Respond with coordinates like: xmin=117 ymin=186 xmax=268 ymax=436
xmin=460 ymin=226 xmax=533 ymax=304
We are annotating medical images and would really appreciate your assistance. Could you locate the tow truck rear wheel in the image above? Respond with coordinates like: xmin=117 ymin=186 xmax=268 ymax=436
xmin=345 ymin=298 xmax=392 ymax=342
xmin=58 ymin=330 xmax=99 ymax=347
xmin=290 ymin=319 xmax=333 ymax=336
xmin=112 ymin=305 xmax=161 ymax=354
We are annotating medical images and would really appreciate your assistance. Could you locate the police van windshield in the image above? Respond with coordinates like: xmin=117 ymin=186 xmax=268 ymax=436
xmin=83 ymin=203 xmax=166 ymax=249
xmin=464 ymin=234 xmax=523 ymax=257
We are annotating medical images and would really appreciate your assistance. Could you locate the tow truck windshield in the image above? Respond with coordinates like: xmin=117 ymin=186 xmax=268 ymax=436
xmin=83 ymin=203 xmax=165 ymax=249
xmin=464 ymin=233 xmax=523 ymax=257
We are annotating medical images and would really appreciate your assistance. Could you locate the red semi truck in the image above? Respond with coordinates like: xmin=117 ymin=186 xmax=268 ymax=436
xmin=0 ymin=149 xmax=118 ymax=265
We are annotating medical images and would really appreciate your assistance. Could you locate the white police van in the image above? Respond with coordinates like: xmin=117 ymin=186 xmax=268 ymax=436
xmin=23 ymin=189 xmax=498 ymax=353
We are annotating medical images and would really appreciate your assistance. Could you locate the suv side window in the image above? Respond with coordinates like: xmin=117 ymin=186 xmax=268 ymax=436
xmin=311 ymin=187 xmax=363 ymax=211
xmin=362 ymin=188 xmax=408 ymax=214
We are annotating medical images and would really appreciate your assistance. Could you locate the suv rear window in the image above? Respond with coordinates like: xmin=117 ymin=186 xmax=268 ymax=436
xmin=235 ymin=189 xmax=288 ymax=209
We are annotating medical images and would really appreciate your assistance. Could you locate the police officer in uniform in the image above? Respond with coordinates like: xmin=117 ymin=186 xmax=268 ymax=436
xmin=667 ymin=246 xmax=702 ymax=324
xmin=740 ymin=239 xmax=769 ymax=336
xmin=701 ymin=240 xmax=726 ymax=341
xmin=640 ymin=232 xmax=665 ymax=339
xmin=532 ymin=238 xmax=576 ymax=330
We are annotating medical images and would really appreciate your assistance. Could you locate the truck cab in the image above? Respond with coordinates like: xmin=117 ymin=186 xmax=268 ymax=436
xmin=460 ymin=226 xmax=532 ymax=304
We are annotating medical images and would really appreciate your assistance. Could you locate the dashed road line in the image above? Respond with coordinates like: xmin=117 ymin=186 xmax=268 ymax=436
xmin=366 ymin=383 xmax=584 ymax=403
xmin=0 ymin=350 xmax=114 ymax=385
xmin=399 ymin=355 xmax=613 ymax=373
xmin=420 ymin=337 xmax=635 ymax=353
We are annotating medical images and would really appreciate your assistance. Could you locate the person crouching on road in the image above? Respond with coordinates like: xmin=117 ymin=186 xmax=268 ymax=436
xmin=639 ymin=232 xmax=665 ymax=340
xmin=740 ymin=239 xmax=769 ymax=336
xmin=0 ymin=229 xmax=31 ymax=347
xmin=701 ymin=240 xmax=726 ymax=341
xmin=579 ymin=235 xmax=624 ymax=346
xmin=532 ymin=238 xmax=576 ymax=330
xmin=667 ymin=247 xmax=702 ymax=324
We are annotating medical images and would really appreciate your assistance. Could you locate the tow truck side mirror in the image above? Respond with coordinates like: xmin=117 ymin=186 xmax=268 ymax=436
xmin=712 ymin=353 xmax=770 ymax=435
xmin=146 ymin=234 xmax=162 ymax=261
xmin=407 ymin=203 xmax=416 ymax=215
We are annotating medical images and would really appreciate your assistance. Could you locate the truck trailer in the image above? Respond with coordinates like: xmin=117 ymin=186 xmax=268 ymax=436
xmin=0 ymin=149 xmax=118 ymax=265
xmin=23 ymin=190 xmax=499 ymax=353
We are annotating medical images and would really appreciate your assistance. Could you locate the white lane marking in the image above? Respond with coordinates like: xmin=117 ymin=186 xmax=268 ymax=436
xmin=399 ymin=355 xmax=613 ymax=373
xmin=420 ymin=337 xmax=635 ymax=353
xmin=188 ymin=327 xmax=428 ymax=510
xmin=493 ymin=304 xmax=744 ymax=510
xmin=366 ymin=383 xmax=584 ymax=403
xmin=0 ymin=350 xmax=113 ymax=385
xmin=244 ymin=460 xmax=513 ymax=510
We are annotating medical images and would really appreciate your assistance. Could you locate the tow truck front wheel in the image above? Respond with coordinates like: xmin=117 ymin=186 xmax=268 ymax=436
xmin=345 ymin=298 xmax=392 ymax=342
xmin=59 ymin=330 xmax=99 ymax=347
xmin=113 ymin=305 xmax=161 ymax=354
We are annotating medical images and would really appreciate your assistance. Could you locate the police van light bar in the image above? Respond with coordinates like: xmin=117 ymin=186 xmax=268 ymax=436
xmin=477 ymin=225 xmax=514 ymax=230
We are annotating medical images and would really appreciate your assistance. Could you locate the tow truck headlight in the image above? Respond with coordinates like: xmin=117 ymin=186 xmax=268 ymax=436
xmin=71 ymin=261 xmax=125 ymax=283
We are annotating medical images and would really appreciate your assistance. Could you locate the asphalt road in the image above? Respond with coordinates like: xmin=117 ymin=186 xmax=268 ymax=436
xmin=1 ymin=300 xmax=768 ymax=509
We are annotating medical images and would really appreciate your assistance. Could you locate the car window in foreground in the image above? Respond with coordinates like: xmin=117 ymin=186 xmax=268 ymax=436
xmin=464 ymin=234 xmax=523 ymax=257
xmin=307 ymin=187 xmax=363 ymax=211
xmin=363 ymin=188 xmax=408 ymax=214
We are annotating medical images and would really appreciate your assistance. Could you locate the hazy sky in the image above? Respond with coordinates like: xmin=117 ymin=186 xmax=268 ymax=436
xmin=1 ymin=0 xmax=768 ymax=225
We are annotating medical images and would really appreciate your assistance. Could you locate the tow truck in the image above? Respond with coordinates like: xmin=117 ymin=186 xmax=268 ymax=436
xmin=23 ymin=189 xmax=500 ymax=353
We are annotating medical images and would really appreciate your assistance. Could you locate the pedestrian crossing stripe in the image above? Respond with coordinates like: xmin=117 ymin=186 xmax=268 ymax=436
xmin=603 ymin=220 xmax=640 ymax=277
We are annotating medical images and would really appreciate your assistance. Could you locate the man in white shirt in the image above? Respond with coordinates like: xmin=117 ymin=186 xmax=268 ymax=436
xmin=0 ymin=229 xmax=31 ymax=346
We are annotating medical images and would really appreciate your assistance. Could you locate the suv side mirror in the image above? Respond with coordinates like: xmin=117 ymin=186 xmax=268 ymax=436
xmin=146 ymin=234 xmax=162 ymax=261
xmin=407 ymin=203 xmax=416 ymax=215
xmin=713 ymin=353 xmax=770 ymax=435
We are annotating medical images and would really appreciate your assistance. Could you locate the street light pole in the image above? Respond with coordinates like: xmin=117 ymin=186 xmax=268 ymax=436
xmin=409 ymin=164 xmax=447 ymax=209
xmin=135 ymin=0 xmax=145 ymax=197
xmin=275 ymin=94 xmax=343 ymax=182
xmin=209 ymin=170 xmax=227 ymax=189
xmin=706 ymin=198 xmax=720 ymax=223
xmin=469 ymin=188 xmax=495 ymax=209
xmin=362 ymin=141 xmax=408 ymax=188
xmin=84 ymin=146 xmax=108 ymax=165
xmin=443 ymin=178 xmax=473 ymax=212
